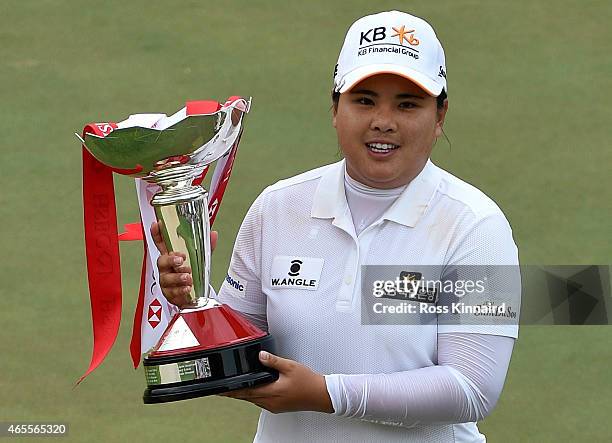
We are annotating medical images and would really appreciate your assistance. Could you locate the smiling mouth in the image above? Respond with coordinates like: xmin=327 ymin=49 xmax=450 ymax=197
xmin=366 ymin=142 xmax=400 ymax=153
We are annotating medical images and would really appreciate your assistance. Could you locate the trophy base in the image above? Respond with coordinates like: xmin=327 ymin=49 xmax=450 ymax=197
xmin=143 ymin=334 xmax=278 ymax=404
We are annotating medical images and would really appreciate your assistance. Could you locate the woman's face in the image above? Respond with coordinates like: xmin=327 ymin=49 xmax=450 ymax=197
xmin=333 ymin=73 xmax=448 ymax=189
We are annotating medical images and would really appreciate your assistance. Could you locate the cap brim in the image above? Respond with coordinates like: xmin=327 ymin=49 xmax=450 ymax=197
xmin=337 ymin=64 xmax=443 ymax=96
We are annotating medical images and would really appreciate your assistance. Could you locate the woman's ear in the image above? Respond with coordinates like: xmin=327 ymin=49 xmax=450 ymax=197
xmin=434 ymin=99 xmax=449 ymax=138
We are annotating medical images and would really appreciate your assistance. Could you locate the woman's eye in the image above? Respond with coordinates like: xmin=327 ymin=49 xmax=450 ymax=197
xmin=355 ymin=97 xmax=374 ymax=105
xmin=399 ymin=102 xmax=416 ymax=109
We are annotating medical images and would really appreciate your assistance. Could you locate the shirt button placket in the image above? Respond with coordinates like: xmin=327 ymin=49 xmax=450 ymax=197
xmin=337 ymin=240 xmax=358 ymax=310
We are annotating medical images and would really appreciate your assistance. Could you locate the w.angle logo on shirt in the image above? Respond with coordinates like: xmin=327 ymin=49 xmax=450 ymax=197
xmin=270 ymin=256 xmax=324 ymax=291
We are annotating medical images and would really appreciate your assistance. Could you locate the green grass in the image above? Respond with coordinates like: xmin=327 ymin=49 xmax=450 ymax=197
xmin=1 ymin=0 xmax=610 ymax=441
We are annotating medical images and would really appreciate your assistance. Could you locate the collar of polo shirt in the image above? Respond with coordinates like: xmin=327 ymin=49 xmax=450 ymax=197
xmin=311 ymin=159 xmax=441 ymax=227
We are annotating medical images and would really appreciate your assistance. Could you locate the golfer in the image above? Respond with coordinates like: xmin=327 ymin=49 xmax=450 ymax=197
xmin=153 ymin=10 xmax=519 ymax=443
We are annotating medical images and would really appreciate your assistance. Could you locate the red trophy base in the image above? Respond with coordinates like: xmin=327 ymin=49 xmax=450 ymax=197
xmin=142 ymin=301 xmax=277 ymax=404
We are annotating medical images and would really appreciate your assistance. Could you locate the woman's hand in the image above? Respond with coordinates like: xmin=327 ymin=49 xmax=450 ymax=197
xmin=222 ymin=351 xmax=334 ymax=414
xmin=150 ymin=221 xmax=218 ymax=308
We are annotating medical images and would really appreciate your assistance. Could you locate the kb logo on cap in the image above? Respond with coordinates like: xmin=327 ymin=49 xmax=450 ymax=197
xmin=360 ymin=25 xmax=420 ymax=46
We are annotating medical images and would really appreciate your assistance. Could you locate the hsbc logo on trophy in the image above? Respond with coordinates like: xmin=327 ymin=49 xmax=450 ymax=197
xmin=358 ymin=25 xmax=420 ymax=59
xmin=147 ymin=298 xmax=163 ymax=328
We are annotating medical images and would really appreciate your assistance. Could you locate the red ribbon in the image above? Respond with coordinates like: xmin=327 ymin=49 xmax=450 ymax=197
xmin=78 ymin=122 xmax=121 ymax=384
xmin=129 ymin=234 xmax=148 ymax=368
xmin=208 ymin=136 xmax=240 ymax=225
xmin=118 ymin=223 xmax=145 ymax=241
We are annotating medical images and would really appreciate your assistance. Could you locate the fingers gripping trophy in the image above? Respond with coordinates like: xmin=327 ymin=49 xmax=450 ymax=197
xmin=77 ymin=97 xmax=277 ymax=403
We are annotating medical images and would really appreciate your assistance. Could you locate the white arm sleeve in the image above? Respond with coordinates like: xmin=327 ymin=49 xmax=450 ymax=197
xmin=325 ymin=332 xmax=514 ymax=427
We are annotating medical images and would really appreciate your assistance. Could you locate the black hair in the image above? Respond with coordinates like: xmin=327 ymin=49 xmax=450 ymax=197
xmin=332 ymin=90 xmax=340 ymax=110
xmin=436 ymin=89 xmax=447 ymax=109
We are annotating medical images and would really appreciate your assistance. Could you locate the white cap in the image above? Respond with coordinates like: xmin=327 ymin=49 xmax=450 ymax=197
xmin=333 ymin=11 xmax=447 ymax=96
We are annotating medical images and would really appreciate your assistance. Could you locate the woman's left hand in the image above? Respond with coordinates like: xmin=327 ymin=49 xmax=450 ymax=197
xmin=221 ymin=351 xmax=334 ymax=414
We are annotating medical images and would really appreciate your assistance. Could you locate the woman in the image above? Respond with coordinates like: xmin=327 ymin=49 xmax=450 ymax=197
xmin=154 ymin=10 xmax=519 ymax=443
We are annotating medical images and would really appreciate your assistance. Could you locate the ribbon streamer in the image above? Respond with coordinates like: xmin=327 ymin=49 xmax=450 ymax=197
xmin=78 ymin=122 xmax=121 ymax=384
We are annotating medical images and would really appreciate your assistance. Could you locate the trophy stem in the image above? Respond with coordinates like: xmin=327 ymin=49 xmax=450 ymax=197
xmin=151 ymin=187 xmax=211 ymax=306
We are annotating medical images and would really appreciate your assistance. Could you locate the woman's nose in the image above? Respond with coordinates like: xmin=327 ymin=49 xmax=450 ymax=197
xmin=370 ymin=106 xmax=397 ymax=133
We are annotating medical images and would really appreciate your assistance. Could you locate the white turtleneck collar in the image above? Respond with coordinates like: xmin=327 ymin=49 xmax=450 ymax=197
xmin=343 ymin=167 xmax=407 ymax=235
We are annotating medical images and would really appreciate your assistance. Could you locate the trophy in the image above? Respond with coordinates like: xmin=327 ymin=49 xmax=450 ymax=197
xmin=78 ymin=97 xmax=277 ymax=403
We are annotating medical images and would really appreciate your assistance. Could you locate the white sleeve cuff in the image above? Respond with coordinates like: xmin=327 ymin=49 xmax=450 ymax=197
xmin=324 ymin=374 xmax=345 ymax=416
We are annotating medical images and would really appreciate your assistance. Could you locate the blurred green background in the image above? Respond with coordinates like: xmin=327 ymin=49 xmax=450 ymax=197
xmin=1 ymin=0 xmax=610 ymax=441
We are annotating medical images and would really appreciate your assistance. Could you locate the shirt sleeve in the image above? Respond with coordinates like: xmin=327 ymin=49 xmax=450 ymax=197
xmin=325 ymin=332 xmax=515 ymax=427
xmin=215 ymin=192 xmax=268 ymax=321
xmin=437 ymin=213 xmax=521 ymax=338
xmin=210 ymin=287 xmax=268 ymax=332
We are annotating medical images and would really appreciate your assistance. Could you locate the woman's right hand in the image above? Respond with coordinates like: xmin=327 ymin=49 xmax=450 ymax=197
xmin=150 ymin=222 xmax=218 ymax=308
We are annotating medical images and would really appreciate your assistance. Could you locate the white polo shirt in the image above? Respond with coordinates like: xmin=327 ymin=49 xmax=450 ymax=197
xmin=217 ymin=159 xmax=519 ymax=443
